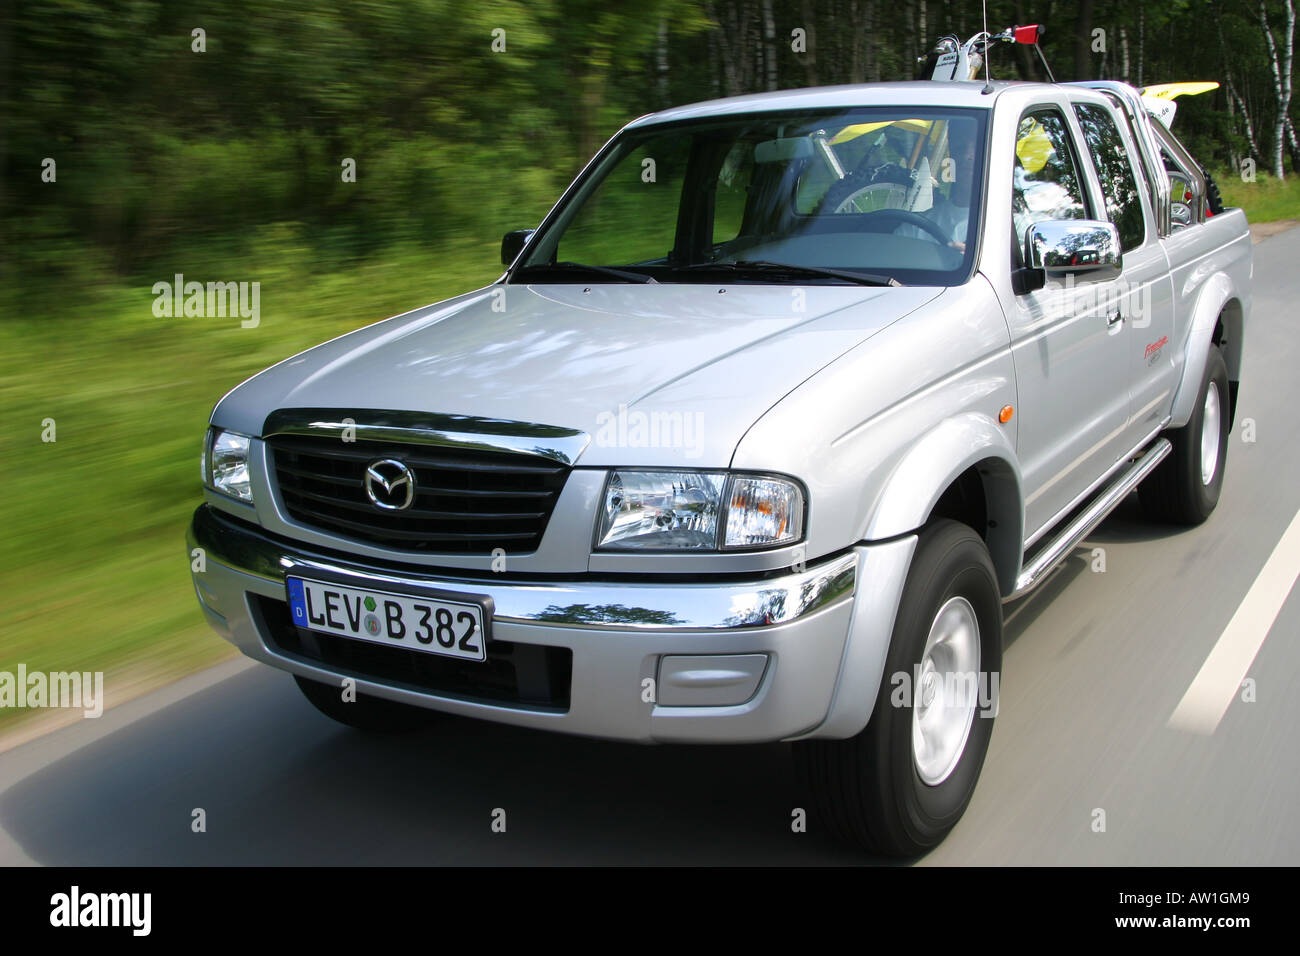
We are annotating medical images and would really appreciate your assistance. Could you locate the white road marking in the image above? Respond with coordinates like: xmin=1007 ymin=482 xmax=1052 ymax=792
xmin=1168 ymin=507 xmax=1300 ymax=735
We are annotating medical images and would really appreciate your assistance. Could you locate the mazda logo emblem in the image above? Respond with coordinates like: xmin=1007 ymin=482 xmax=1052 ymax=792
xmin=364 ymin=459 xmax=416 ymax=511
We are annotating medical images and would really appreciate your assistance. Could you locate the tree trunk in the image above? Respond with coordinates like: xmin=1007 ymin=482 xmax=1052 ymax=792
xmin=869 ymin=0 xmax=881 ymax=80
xmin=707 ymin=20 xmax=722 ymax=97
xmin=1137 ymin=1 xmax=1145 ymax=87
xmin=1257 ymin=0 xmax=1295 ymax=180
xmin=656 ymin=20 xmax=669 ymax=105
xmin=1218 ymin=3 xmax=1262 ymax=164
xmin=904 ymin=0 xmax=917 ymax=76
xmin=762 ymin=0 xmax=777 ymax=90
xmin=708 ymin=1 xmax=742 ymax=95
xmin=848 ymin=0 xmax=864 ymax=82
xmin=1013 ymin=0 xmax=1036 ymax=80
xmin=1230 ymin=80 xmax=1263 ymax=162
xmin=799 ymin=0 xmax=819 ymax=86
xmin=1074 ymin=0 xmax=1095 ymax=81
xmin=1285 ymin=117 xmax=1300 ymax=172
xmin=0 ymin=0 xmax=10 ymax=279
xmin=576 ymin=56 xmax=609 ymax=169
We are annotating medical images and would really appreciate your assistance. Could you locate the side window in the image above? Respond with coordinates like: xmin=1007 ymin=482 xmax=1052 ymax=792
xmin=1074 ymin=103 xmax=1147 ymax=250
xmin=1012 ymin=109 xmax=1089 ymax=261
xmin=1102 ymin=91 xmax=1161 ymax=227
xmin=557 ymin=140 xmax=687 ymax=266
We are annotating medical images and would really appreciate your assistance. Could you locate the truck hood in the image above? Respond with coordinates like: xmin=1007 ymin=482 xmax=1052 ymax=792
xmin=213 ymin=282 xmax=941 ymax=466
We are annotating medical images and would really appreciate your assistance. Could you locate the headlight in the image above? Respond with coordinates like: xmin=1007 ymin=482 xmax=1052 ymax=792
xmin=596 ymin=470 xmax=804 ymax=552
xmin=205 ymin=428 xmax=253 ymax=503
xmin=597 ymin=471 xmax=724 ymax=551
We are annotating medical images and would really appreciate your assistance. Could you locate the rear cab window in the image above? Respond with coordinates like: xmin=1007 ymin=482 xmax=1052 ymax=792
xmin=1150 ymin=119 xmax=1208 ymax=228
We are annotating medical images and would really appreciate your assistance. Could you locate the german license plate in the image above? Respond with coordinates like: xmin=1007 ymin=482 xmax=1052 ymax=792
xmin=286 ymin=577 xmax=488 ymax=661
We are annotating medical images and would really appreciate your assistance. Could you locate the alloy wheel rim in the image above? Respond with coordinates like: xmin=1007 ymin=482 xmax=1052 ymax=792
xmin=912 ymin=595 xmax=981 ymax=786
xmin=1200 ymin=381 xmax=1221 ymax=486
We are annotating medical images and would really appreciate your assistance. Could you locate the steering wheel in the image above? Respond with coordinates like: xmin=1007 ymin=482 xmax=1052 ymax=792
xmin=857 ymin=208 xmax=953 ymax=246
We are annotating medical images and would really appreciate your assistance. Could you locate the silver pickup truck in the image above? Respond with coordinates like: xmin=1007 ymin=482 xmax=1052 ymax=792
xmin=188 ymin=66 xmax=1251 ymax=855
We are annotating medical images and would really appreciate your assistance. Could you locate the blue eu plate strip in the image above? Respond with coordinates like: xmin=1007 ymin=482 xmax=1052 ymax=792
xmin=286 ymin=577 xmax=308 ymax=626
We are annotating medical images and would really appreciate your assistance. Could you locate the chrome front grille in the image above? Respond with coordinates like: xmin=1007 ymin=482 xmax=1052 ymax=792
xmin=268 ymin=434 xmax=570 ymax=554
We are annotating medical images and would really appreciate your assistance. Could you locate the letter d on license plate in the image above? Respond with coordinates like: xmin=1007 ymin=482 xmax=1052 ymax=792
xmin=286 ymin=577 xmax=489 ymax=661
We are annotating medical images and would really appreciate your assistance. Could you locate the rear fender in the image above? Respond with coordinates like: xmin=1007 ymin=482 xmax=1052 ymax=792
xmin=1170 ymin=272 xmax=1239 ymax=428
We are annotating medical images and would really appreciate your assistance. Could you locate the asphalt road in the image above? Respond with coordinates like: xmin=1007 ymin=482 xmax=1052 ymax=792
xmin=3 ymin=229 xmax=1298 ymax=866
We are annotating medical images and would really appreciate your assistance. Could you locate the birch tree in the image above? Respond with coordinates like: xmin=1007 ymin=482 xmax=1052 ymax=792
xmin=1219 ymin=5 xmax=1263 ymax=167
xmin=1256 ymin=0 xmax=1296 ymax=180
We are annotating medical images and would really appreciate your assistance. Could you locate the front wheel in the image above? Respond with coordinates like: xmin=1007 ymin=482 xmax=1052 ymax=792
xmin=794 ymin=519 xmax=1002 ymax=856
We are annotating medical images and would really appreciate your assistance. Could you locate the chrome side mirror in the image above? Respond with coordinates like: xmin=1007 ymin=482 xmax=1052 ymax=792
xmin=1024 ymin=219 xmax=1122 ymax=277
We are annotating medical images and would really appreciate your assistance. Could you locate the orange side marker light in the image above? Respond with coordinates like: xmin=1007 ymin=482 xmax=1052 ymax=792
xmin=999 ymin=405 xmax=1014 ymax=424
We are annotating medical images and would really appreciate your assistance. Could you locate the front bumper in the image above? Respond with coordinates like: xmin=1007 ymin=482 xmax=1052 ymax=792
xmin=187 ymin=504 xmax=915 ymax=743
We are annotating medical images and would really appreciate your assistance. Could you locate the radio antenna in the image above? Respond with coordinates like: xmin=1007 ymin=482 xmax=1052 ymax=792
xmin=981 ymin=0 xmax=995 ymax=93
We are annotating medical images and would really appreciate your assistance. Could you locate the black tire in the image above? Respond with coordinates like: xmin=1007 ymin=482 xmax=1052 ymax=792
xmin=294 ymin=674 xmax=442 ymax=733
xmin=1202 ymin=167 xmax=1225 ymax=216
xmin=1139 ymin=345 xmax=1230 ymax=525
xmin=794 ymin=519 xmax=1002 ymax=857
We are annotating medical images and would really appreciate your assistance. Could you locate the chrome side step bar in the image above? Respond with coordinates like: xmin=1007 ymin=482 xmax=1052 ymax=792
xmin=1008 ymin=438 xmax=1172 ymax=601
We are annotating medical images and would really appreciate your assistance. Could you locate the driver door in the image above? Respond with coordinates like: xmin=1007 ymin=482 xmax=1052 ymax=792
xmin=1006 ymin=105 xmax=1134 ymax=541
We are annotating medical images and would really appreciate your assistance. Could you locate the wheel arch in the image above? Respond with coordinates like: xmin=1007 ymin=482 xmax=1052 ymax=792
xmin=862 ymin=413 xmax=1024 ymax=597
xmin=1171 ymin=273 xmax=1243 ymax=428
xmin=1215 ymin=296 xmax=1244 ymax=427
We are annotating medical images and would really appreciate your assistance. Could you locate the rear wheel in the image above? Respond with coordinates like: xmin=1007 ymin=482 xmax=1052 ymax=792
xmin=1139 ymin=345 xmax=1230 ymax=524
xmin=794 ymin=519 xmax=1002 ymax=856
xmin=294 ymin=675 xmax=442 ymax=732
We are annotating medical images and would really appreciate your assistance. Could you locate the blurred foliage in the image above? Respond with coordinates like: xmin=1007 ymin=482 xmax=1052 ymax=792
xmin=0 ymin=238 xmax=506 ymax=729
xmin=1 ymin=0 xmax=1296 ymax=291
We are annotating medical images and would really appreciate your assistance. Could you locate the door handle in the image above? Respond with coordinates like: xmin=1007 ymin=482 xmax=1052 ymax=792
xmin=1106 ymin=309 xmax=1124 ymax=328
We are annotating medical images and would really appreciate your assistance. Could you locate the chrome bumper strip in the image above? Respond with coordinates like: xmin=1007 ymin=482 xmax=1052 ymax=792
xmin=189 ymin=505 xmax=856 ymax=631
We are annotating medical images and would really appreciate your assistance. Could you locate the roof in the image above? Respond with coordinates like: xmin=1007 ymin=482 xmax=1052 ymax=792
xmin=625 ymin=80 xmax=1057 ymax=128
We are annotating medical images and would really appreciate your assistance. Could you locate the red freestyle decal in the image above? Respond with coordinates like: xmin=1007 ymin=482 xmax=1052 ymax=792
xmin=1144 ymin=335 xmax=1169 ymax=363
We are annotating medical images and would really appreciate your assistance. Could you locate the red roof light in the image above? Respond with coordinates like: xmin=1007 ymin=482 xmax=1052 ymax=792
xmin=1014 ymin=24 xmax=1043 ymax=45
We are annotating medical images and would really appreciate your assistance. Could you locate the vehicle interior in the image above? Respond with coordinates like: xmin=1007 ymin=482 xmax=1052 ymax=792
xmin=515 ymin=108 xmax=988 ymax=285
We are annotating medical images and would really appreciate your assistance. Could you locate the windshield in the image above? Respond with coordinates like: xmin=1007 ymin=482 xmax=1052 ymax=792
xmin=512 ymin=106 xmax=988 ymax=286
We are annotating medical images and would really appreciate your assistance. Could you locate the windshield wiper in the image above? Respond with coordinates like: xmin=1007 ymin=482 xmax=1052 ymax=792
xmin=515 ymin=261 xmax=656 ymax=284
xmin=675 ymin=259 xmax=901 ymax=287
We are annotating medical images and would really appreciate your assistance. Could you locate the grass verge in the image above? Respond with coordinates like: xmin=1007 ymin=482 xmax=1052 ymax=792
xmin=0 ymin=235 xmax=501 ymax=734
xmin=1217 ymin=167 xmax=1300 ymax=223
